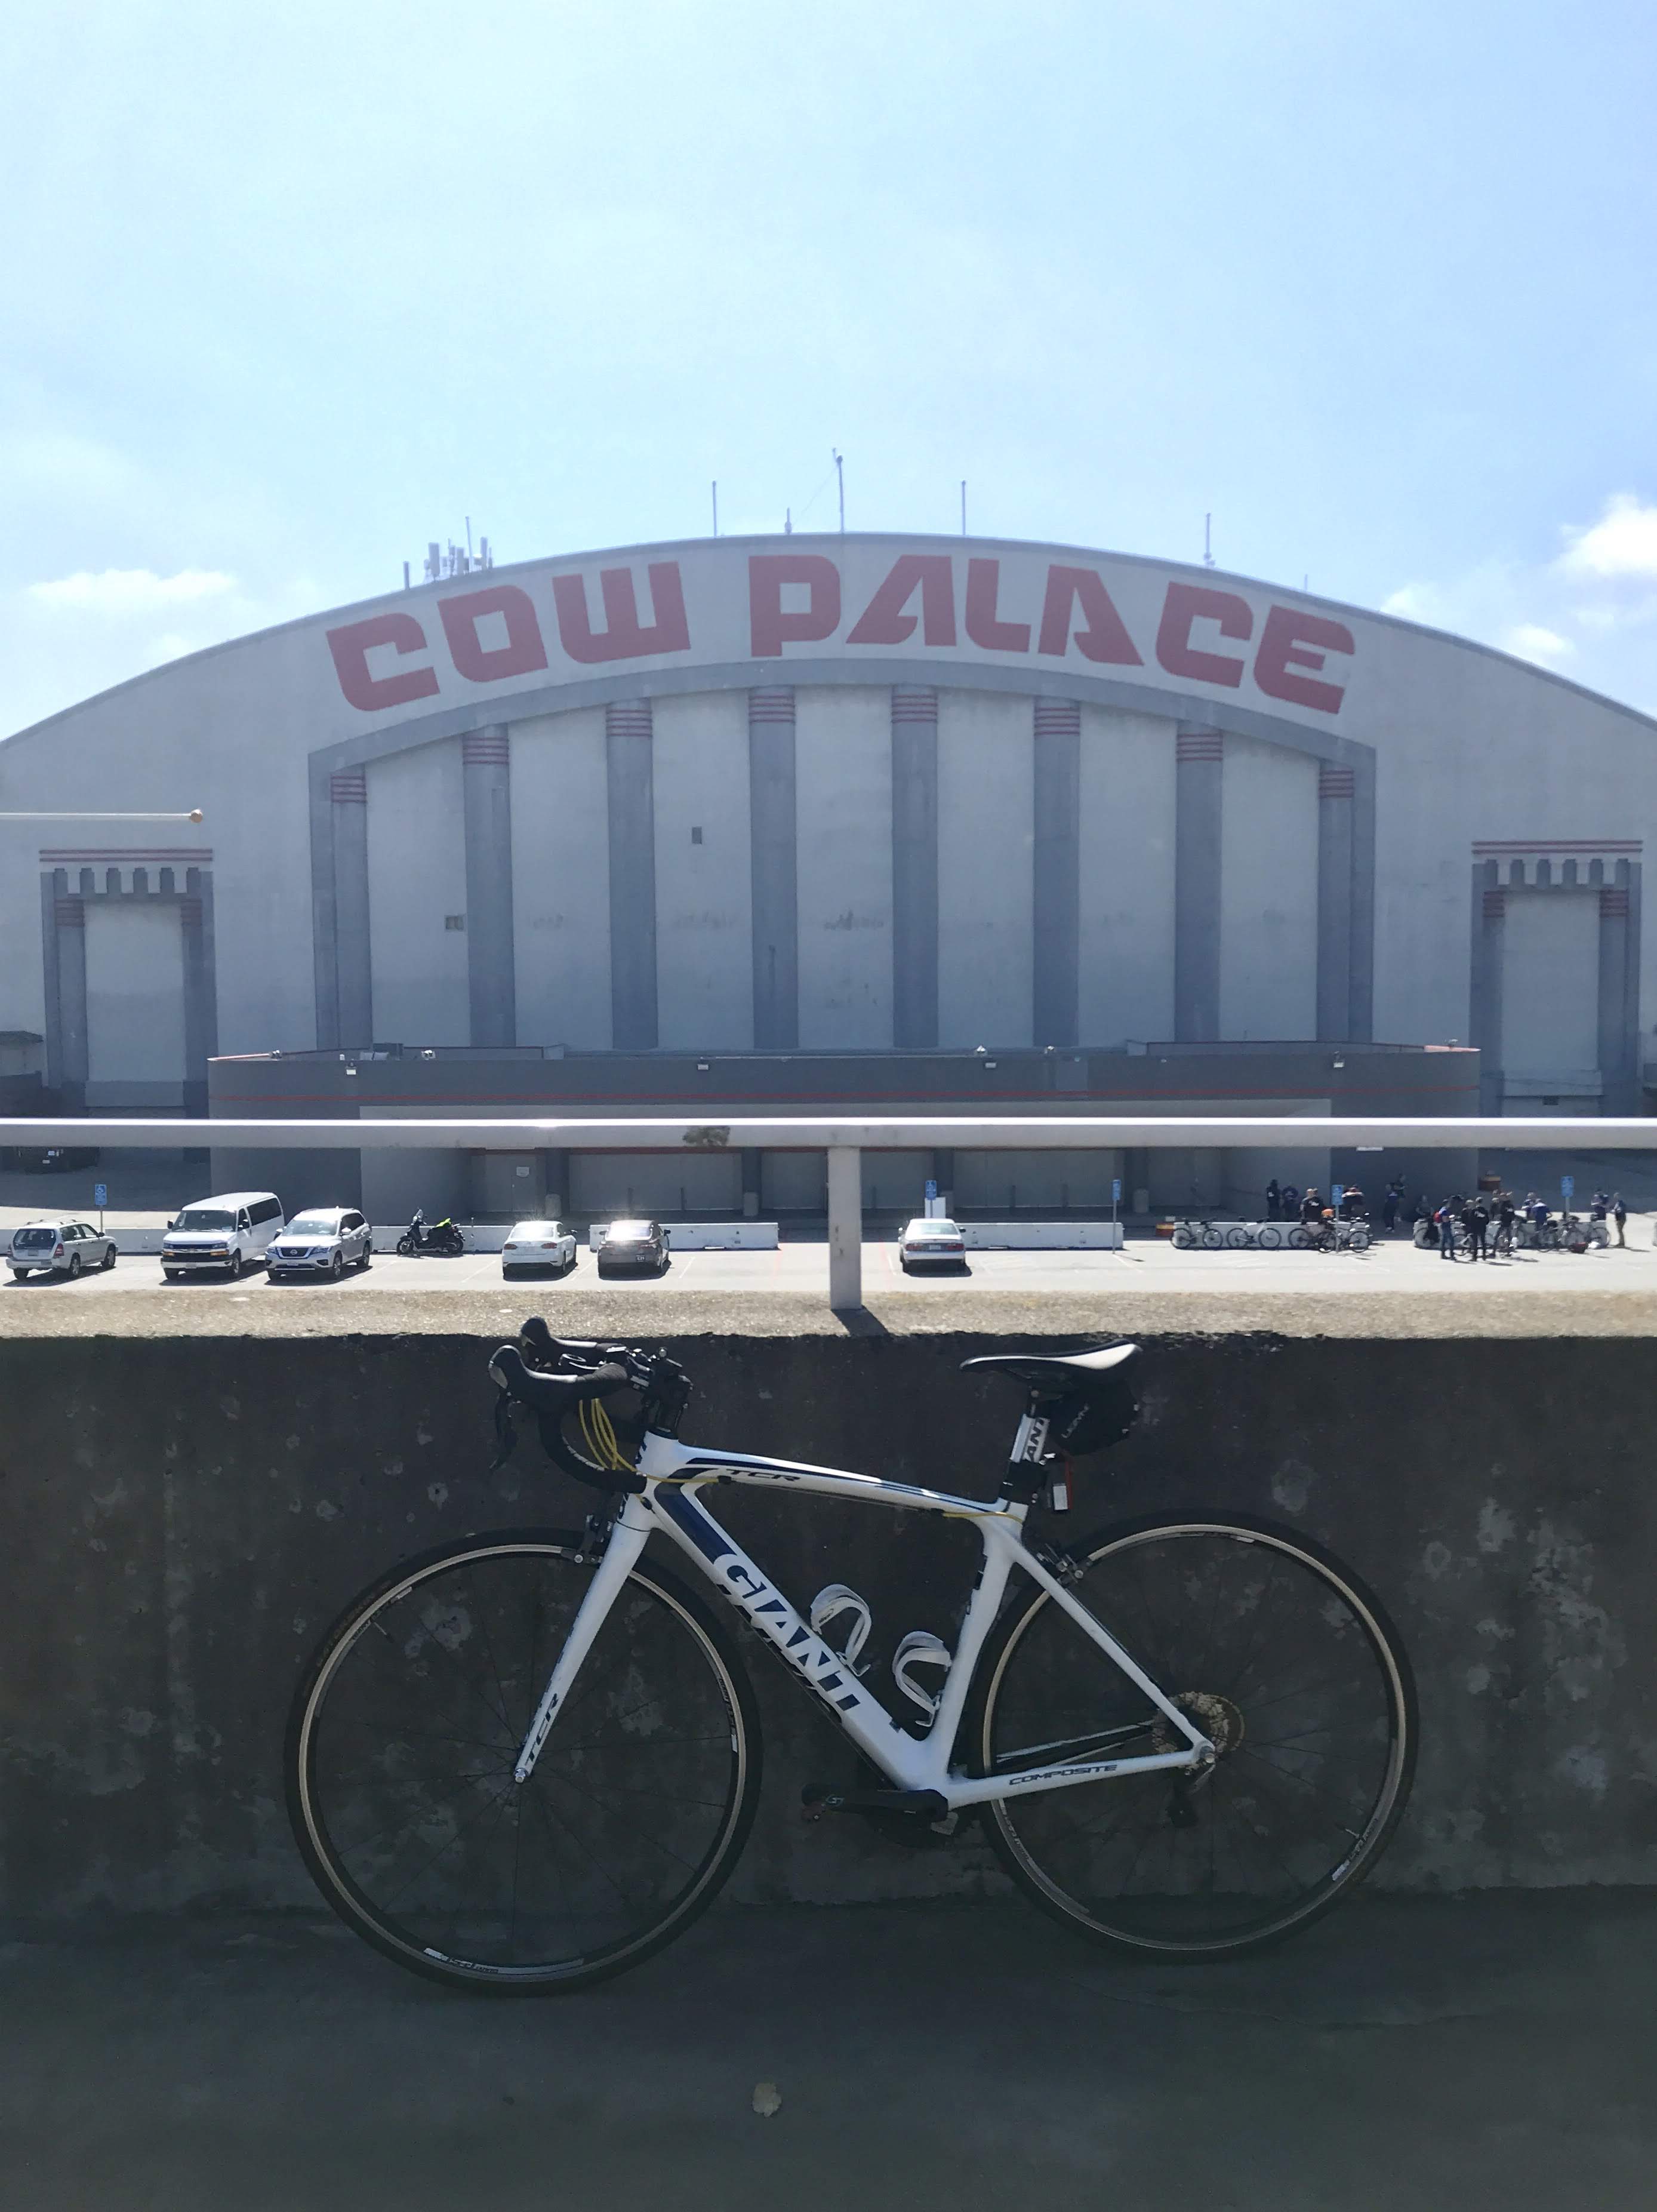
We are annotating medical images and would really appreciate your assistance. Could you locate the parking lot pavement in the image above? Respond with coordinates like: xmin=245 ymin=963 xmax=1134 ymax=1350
xmin=4 ymin=1227 xmax=1656 ymax=1342
xmin=1 ymin=1893 xmax=1652 ymax=2211
xmin=4 ymin=1228 xmax=1653 ymax=1302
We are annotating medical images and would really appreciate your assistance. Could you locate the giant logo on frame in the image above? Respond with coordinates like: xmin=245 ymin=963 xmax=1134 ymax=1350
xmin=327 ymin=549 xmax=1354 ymax=718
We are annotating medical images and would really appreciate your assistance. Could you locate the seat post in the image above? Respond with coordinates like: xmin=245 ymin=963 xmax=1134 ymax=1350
xmin=1000 ymin=1390 xmax=1052 ymax=1504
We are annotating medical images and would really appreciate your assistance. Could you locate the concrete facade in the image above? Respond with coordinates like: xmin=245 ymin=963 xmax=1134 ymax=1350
xmin=0 ymin=533 xmax=1650 ymax=1115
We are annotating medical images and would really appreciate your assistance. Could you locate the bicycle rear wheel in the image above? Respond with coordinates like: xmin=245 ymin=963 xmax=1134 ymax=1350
xmin=971 ymin=1513 xmax=1415 ymax=1959
xmin=287 ymin=1533 xmax=760 ymax=1992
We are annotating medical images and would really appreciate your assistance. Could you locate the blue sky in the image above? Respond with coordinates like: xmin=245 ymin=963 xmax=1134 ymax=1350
xmin=4 ymin=0 xmax=1657 ymax=736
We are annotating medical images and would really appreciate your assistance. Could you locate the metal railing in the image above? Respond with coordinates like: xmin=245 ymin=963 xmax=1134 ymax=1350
xmin=3 ymin=1114 xmax=1649 ymax=1307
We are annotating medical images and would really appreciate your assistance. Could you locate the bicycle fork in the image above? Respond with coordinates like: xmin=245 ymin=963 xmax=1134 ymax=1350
xmin=513 ymin=1496 xmax=652 ymax=1783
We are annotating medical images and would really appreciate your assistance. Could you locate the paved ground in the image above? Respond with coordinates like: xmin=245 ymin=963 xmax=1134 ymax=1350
xmin=3 ymin=1223 xmax=1655 ymax=1339
xmin=1 ymin=1893 xmax=1650 ymax=2210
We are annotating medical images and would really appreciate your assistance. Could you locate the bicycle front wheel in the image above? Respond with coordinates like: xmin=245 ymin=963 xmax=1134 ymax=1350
xmin=287 ymin=1533 xmax=761 ymax=1992
xmin=971 ymin=1513 xmax=1415 ymax=1959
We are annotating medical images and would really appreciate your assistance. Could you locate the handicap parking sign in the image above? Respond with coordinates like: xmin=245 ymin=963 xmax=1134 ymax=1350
xmin=1561 ymin=1174 xmax=1575 ymax=1201
xmin=1111 ymin=1178 xmax=1122 ymax=1204
xmin=93 ymin=1183 xmax=107 ymax=1208
xmin=925 ymin=1179 xmax=937 ymax=1201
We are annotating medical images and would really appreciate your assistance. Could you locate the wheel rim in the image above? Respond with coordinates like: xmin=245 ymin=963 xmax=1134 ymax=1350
xmin=292 ymin=1542 xmax=750 ymax=1983
xmin=67 ymin=1255 xmax=81 ymax=1277
xmin=980 ymin=1521 xmax=1412 ymax=1955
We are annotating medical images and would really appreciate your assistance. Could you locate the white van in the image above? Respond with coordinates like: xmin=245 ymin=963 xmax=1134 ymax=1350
xmin=161 ymin=1192 xmax=285 ymax=1279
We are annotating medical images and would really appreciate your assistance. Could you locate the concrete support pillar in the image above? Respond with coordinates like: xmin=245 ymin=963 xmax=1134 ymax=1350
xmin=541 ymin=1148 xmax=569 ymax=1221
xmin=180 ymin=876 xmax=218 ymax=1116
xmin=463 ymin=726 xmax=516 ymax=1047
xmin=1598 ymin=868 xmax=1641 ymax=1113
xmin=329 ymin=770 xmax=373 ymax=1047
xmin=54 ymin=890 xmax=88 ymax=1109
xmin=827 ymin=1144 xmax=863 ymax=1308
xmin=1033 ymin=699 xmax=1081 ymax=1047
xmin=1317 ymin=764 xmax=1356 ymax=1040
xmin=741 ymin=1148 xmax=762 ymax=1219
xmin=1470 ymin=863 xmax=1505 ymax=1114
xmin=748 ymin=688 xmax=798 ymax=1049
xmin=606 ymin=700 xmax=657 ymax=1049
xmin=891 ymin=687 xmax=938 ymax=1047
xmin=1174 ymin=727 xmax=1222 ymax=1041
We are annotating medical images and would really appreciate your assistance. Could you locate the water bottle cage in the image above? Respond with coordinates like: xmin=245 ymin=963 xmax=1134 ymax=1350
xmin=809 ymin=1583 xmax=873 ymax=1673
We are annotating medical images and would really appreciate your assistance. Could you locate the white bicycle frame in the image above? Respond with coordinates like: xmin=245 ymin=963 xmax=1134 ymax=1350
xmin=512 ymin=1428 xmax=1215 ymax=1811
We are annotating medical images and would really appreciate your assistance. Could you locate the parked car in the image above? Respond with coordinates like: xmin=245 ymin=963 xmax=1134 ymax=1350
xmin=267 ymin=1207 xmax=372 ymax=1282
xmin=501 ymin=1219 xmax=578 ymax=1276
xmin=161 ymin=1192 xmax=285 ymax=1279
xmin=898 ymin=1217 xmax=968 ymax=1272
xmin=9 ymin=1217 xmax=117 ymax=1280
xmin=595 ymin=1219 xmax=668 ymax=1276
xmin=3 ymin=1145 xmax=101 ymax=1173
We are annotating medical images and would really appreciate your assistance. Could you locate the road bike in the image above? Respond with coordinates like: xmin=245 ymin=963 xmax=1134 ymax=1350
xmin=285 ymin=1323 xmax=1418 ymax=1993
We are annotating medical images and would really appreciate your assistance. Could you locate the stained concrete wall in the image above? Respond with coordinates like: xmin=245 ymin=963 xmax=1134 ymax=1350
xmin=2 ymin=1328 xmax=1652 ymax=1918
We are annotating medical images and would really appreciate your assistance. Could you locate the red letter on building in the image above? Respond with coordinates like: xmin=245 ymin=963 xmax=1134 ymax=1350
xmin=846 ymin=555 xmax=957 ymax=647
xmin=749 ymin=554 xmax=842 ymax=656
xmin=439 ymin=584 xmax=549 ymax=684
xmin=327 ymin=613 xmax=441 ymax=712
xmin=1036 ymin=567 xmax=1142 ymax=664
xmin=964 ymin=559 xmax=1031 ymax=653
xmin=552 ymin=562 xmax=691 ymax=664
xmin=1154 ymin=583 xmax=1252 ymax=687
xmin=1253 ymin=605 xmax=1354 ymax=714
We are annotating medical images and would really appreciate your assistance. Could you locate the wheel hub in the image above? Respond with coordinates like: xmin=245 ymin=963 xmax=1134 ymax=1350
xmin=1151 ymin=1689 xmax=1245 ymax=1759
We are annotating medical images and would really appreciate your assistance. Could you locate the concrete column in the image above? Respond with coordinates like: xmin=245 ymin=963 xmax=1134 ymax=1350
xmin=741 ymin=1147 xmax=762 ymax=1219
xmin=749 ymin=688 xmax=798 ymax=1048
xmin=180 ymin=886 xmax=214 ymax=1116
xmin=606 ymin=700 xmax=657 ymax=1049
xmin=1470 ymin=863 xmax=1505 ymax=1114
xmin=1174 ymin=727 xmax=1222 ymax=1041
xmin=1033 ymin=699 xmax=1080 ymax=1047
xmin=329 ymin=770 xmax=373 ymax=1047
xmin=541 ymin=1148 xmax=569 ymax=1221
xmin=55 ymin=892 xmax=88 ymax=1109
xmin=1598 ymin=875 xmax=1637 ymax=1113
xmin=827 ymin=1143 xmax=863 ymax=1309
xmin=462 ymin=727 xmax=516 ymax=1047
xmin=1316 ymin=763 xmax=1356 ymax=1040
xmin=891 ymin=687 xmax=938 ymax=1047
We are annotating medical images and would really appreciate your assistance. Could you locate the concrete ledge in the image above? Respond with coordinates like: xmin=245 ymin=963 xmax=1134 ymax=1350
xmin=3 ymin=1326 xmax=1656 ymax=1914
xmin=960 ymin=1221 xmax=1123 ymax=1249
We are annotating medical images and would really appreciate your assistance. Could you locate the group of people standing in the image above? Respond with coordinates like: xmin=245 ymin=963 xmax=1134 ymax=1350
xmin=1264 ymin=1180 xmax=1369 ymax=1227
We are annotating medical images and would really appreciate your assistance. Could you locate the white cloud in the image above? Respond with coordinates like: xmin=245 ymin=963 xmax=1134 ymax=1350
xmin=1503 ymin=622 xmax=1574 ymax=663
xmin=27 ymin=567 xmax=236 ymax=615
xmin=1558 ymin=492 xmax=1657 ymax=580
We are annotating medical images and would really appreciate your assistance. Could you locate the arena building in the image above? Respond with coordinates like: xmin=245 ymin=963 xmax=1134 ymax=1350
xmin=0 ymin=531 xmax=1648 ymax=1217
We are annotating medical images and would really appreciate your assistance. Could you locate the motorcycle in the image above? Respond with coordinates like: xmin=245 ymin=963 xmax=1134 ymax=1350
xmin=395 ymin=1208 xmax=465 ymax=1257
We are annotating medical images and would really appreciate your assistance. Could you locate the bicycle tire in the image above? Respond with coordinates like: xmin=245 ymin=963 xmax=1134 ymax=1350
xmin=1256 ymin=1225 xmax=1285 ymax=1250
xmin=969 ymin=1511 xmax=1416 ymax=1961
xmin=1224 ymin=1226 xmax=1252 ymax=1250
xmin=1199 ymin=1227 xmax=1225 ymax=1251
xmin=287 ymin=1531 xmax=762 ymax=1993
xmin=1171 ymin=1226 xmax=1196 ymax=1250
xmin=1348 ymin=1226 xmax=1371 ymax=1251
xmin=1286 ymin=1225 xmax=1311 ymax=1249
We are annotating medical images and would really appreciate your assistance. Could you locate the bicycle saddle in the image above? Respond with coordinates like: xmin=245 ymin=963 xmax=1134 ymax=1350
xmin=960 ymin=1344 xmax=1139 ymax=1388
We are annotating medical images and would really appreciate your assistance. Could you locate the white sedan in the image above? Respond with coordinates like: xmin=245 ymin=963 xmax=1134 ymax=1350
xmin=266 ymin=1207 xmax=372 ymax=1282
xmin=501 ymin=1219 xmax=579 ymax=1276
xmin=898 ymin=1217 xmax=968 ymax=1271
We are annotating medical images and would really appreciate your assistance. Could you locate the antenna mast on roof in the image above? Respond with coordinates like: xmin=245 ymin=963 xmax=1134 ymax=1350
xmin=1204 ymin=513 xmax=1216 ymax=568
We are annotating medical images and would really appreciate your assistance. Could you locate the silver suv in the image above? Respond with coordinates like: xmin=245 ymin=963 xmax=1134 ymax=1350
xmin=10 ymin=1219 xmax=118 ymax=1281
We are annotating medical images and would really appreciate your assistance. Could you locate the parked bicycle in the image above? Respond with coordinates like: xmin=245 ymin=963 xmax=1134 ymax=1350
xmin=286 ymin=1322 xmax=1418 ymax=1992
